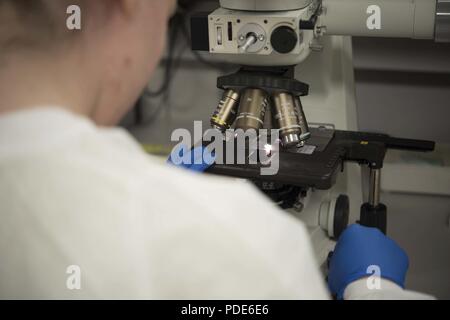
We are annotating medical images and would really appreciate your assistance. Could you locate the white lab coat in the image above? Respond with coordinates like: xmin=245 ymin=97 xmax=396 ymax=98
xmin=0 ymin=108 xmax=432 ymax=300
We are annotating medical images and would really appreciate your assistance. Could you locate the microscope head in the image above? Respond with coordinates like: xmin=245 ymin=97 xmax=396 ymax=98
xmin=191 ymin=0 xmax=320 ymax=66
xmin=220 ymin=0 xmax=314 ymax=11
xmin=191 ymin=0 xmax=446 ymax=67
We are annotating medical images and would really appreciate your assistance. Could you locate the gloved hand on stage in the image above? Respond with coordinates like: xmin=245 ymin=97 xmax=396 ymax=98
xmin=168 ymin=144 xmax=216 ymax=173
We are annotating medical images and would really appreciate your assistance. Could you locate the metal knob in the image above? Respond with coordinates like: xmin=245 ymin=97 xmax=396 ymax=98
xmin=239 ymin=33 xmax=258 ymax=52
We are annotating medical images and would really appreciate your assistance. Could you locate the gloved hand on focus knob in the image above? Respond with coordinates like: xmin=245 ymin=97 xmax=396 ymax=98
xmin=328 ymin=224 xmax=409 ymax=299
xmin=168 ymin=144 xmax=216 ymax=173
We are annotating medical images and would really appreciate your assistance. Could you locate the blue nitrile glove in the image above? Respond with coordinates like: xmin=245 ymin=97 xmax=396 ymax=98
xmin=167 ymin=144 xmax=216 ymax=173
xmin=328 ymin=224 xmax=409 ymax=299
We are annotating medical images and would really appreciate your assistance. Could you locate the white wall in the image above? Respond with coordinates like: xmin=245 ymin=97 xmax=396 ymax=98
xmin=353 ymin=37 xmax=450 ymax=144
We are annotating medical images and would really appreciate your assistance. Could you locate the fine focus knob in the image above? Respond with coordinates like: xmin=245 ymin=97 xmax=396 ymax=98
xmin=270 ymin=26 xmax=298 ymax=54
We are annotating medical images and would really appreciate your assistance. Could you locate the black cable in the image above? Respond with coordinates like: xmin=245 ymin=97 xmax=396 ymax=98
xmin=134 ymin=7 xmax=187 ymax=125
xmin=139 ymin=43 xmax=188 ymax=125
xmin=144 ymin=13 xmax=183 ymax=97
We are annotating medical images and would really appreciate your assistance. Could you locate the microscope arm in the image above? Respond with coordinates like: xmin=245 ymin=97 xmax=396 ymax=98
xmin=319 ymin=0 xmax=450 ymax=42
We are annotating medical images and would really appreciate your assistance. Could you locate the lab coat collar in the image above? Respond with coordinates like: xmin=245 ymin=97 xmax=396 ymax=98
xmin=0 ymin=107 xmax=95 ymax=157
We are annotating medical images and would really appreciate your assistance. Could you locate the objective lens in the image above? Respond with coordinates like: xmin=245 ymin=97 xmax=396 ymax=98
xmin=211 ymin=89 xmax=240 ymax=131
xmin=294 ymin=96 xmax=311 ymax=142
xmin=235 ymin=88 xmax=269 ymax=132
xmin=272 ymin=92 xmax=302 ymax=147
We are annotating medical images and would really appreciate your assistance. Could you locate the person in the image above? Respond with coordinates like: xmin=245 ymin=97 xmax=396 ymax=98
xmin=0 ymin=0 xmax=431 ymax=299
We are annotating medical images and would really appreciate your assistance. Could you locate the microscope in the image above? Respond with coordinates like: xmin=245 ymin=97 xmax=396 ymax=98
xmin=190 ymin=0 xmax=449 ymax=266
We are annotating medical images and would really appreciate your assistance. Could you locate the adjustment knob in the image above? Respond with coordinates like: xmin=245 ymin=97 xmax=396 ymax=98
xmin=270 ymin=26 xmax=298 ymax=54
xmin=319 ymin=195 xmax=350 ymax=240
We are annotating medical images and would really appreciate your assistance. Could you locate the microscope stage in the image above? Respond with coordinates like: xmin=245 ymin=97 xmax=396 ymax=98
xmin=207 ymin=127 xmax=341 ymax=190
xmin=206 ymin=128 xmax=435 ymax=190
